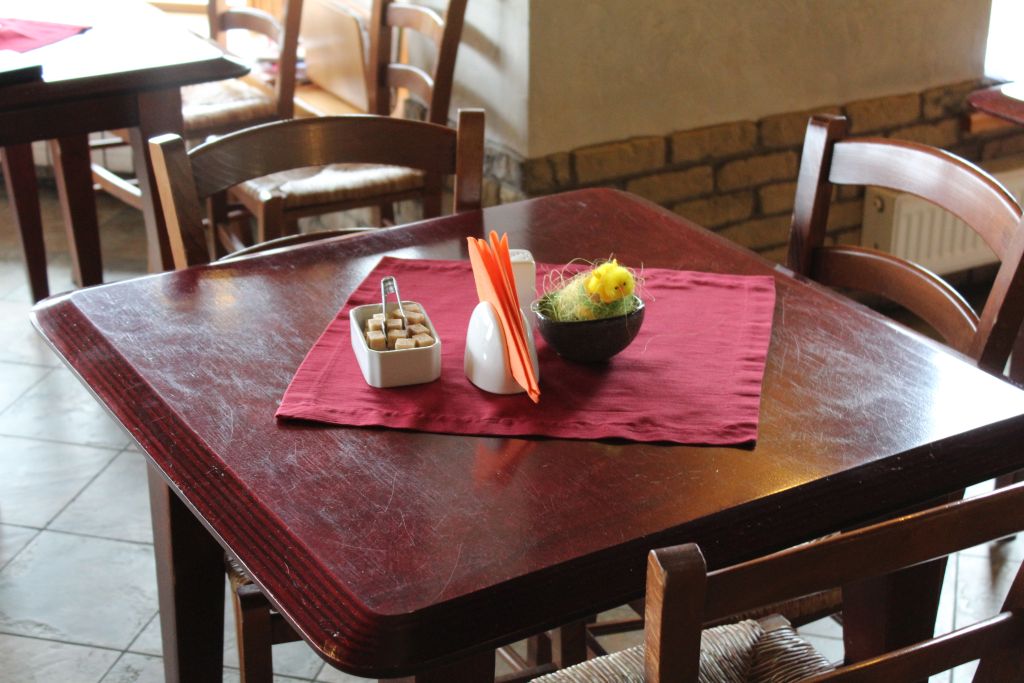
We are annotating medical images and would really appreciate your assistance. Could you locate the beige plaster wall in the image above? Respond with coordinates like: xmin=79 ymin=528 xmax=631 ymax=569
xmin=448 ymin=0 xmax=531 ymax=155
xmin=525 ymin=0 xmax=992 ymax=157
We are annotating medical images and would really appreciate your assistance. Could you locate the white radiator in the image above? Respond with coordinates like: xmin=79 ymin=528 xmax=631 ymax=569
xmin=860 ymin=158 xmax=1024 ymax=276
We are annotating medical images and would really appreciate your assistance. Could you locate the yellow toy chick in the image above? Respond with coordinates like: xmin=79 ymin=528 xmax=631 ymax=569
xmin=584 ymin=259 xmax=635 ymax=304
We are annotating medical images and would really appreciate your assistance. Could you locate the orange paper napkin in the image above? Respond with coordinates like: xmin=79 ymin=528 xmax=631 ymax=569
xmin=467 ymin=232 xmax=540 ymax=402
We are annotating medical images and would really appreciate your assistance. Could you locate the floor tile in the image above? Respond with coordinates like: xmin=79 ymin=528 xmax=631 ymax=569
xmin=954 ymin=552 xmax=1022 ymax=630
xmin=0 ymin=434 xmax=119 ymax=527
xmin=0 ymin=530 xmax=157 ymax=649
xmin=316 ymin=663 xmax=374 ymax=682
xmin=50 ymin=450 xmax=153 ymax=543
xmin=125 ymin=612 xmax=161 ymax=657
xmin=100 ymin=652 xmax=167 ymax=683
xmin=0 ymin=299 xmax=61 ymax=366
xmin=0 ymin=632 xmax=119 ymax=683
xmin=0 ymin=361 xmax=51 ymax=412
xmin=0 ymin=524 xmax=38 ymax=569
xmin=800 ymin=634 xmax=843 ymax=665
xmin=951 ymin=660 xmax=979 ymax=682
xmin=100 ymin=653 xmax=269 ymax=683
xmin=797 ymin=615 xmax=842 ymax=639
xmin=935 ymin=553 xmax=957 ymax=636
xmin=0 ymin=365 xmax=131 ymax=449
xmin=0 ymin=258 xmax=30 ymax=301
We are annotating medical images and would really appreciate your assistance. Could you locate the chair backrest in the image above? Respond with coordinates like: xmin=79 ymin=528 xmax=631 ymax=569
xmin=787 ymin=114 xmax=1024 ymax=374
xmin=368 ymin=0 xmax=468 ymax=125
xmin=644 ymin=481 xmax=1024 ymax=682
xmin=149 ymin=109 xmax=485 ymax=269
xmin=206 ymin=0 xmax=304 ymax=120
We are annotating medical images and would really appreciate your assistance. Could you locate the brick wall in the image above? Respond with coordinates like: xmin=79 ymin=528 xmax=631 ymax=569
xmin=490 ymin=79 xmax=1024 ymax=264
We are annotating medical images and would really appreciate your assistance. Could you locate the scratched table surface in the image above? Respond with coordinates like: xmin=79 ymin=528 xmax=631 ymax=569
xmin=32 ymin=189 xmax=1024 ymax=677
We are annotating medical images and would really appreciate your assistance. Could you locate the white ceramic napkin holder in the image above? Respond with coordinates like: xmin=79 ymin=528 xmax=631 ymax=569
xmin=464 ymin=302 xmax=539 ymax=394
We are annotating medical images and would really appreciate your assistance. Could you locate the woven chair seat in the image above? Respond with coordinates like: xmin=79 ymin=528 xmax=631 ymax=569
xmin=182 ymin=79 xmax=277 ymax=137
xmin=235 ymin=164 xmax=425 ymax=208
xmin=533 ymin=618 xmax=833 ymax=683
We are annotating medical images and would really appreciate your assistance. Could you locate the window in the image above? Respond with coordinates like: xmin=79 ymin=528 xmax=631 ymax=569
xmin=985 ymin=0 xmax=1024 ymax=82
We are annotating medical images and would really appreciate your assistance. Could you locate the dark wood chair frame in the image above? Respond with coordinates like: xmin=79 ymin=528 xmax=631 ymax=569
xmin=150 ymin=109 xmax=484 ymax=270
xmin=640 ymin=481 xmax=1024 ymax=682
xmin=781 ymin=112 xmax=1024 ymax=663
xmin=787 ymin=113 xmax=1024 ymax=376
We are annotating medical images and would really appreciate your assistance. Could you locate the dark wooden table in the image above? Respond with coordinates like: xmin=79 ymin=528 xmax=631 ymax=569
xmin=0 ymin=0 xmax=247 ymax=301
xmin=968 ymin=81 xmax=1024 ymax=126
xmin=32 ymin=189 xmax=1024 ymax=681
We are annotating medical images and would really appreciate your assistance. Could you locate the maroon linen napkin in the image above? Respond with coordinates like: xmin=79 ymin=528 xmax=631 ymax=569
xmin=276 ymin=257 xmax=776 ymax=444
xmin=0 ymin=18 xmax=88 ymax=52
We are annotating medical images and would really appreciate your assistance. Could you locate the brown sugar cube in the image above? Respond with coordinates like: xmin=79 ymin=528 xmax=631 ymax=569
xmin=385 ymin=318 xmax=404 ymax=331
xmin=394 ymin=338 xmax=416 ymax=350
xmin=408 ymin=323 xmax=430 ymax=336
xmin=365 ymin=330 xmax=387 ymax=351
xmin=405 ymin=311 xmax=426 ymax=325
xmin=412 ymin=333 xmax=434 ymax=348
xmin=372 ymin=313 xmax=386 ymax=321
xmin=386 ymin=328 xmax=409 ymax=349
xmin=366 ymin=318 xmax=384 ymax=332
xmin=404 ymin=303 xmax=422 ymax=313
xmin=388 ymin=308 xmax=406 ymax=319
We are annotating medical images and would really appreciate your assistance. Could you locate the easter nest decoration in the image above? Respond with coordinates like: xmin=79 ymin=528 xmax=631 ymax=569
xmin=531 ymin=258 xmax=645 ymax=363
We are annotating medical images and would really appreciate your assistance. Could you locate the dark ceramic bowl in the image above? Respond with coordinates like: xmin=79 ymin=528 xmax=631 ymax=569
xmin=531 ymin=297 xmax=645 ymax=363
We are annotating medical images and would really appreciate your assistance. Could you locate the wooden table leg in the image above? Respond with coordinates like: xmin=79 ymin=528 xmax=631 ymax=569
xmin=130 ymin=88 xmax=184 ymax=273
xmin=842 ymin=556 xmax=947 ymax=668
xmin=391 ymin=648 xmax=495 ymax=683
xmin=51 ymin=136 xmax=103 ymax=289
xmin=1 ymin=144 xmax=49 ymax=302
xmin=148 ymin=465 xmax=225 ymax=683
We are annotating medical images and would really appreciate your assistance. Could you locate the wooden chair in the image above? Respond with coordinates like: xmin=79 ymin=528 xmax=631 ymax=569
xmin=90 ymin=0 xmax=304 ymax=210
xmin=148 ymin=110 xmax=483 ymax=682
xmin=546 ymin=115 xmax=1024 ymax=670
xmin=777 ymin=111 xmax=1024 ymax=662
xmin=533 ymin=481 xmax=1024 ymax=682
xmin=787 ymin=113 xmax=1024 ymax=376
xmin=150 ymin=110 xmax=483 ymax=270
xmin=226 ymin=0 xmax=470 ymax=243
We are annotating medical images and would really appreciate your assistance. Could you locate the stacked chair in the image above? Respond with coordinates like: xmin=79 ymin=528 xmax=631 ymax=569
xmin=91 ymin=0 xmax=304 ymax=212
xmin=225 ymin=0 xmax=470 ymax=244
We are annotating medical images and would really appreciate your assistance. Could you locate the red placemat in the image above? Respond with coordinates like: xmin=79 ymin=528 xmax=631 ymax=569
xmin=276 ymin=257 xmax=776 ymax=444
xmin=0 ymin=18 xmax=88 ymax=53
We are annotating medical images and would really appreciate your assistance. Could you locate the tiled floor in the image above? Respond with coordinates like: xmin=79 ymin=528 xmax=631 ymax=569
xmin=0 ymin=183 xmax=1019 ymax=682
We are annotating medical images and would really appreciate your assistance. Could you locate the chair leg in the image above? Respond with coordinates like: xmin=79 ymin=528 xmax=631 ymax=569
xmin=256 ymin=197 xmax=286 ymax=243
xmin=526 ymin=632 xmax=552 ymax=666
xmin=554 ymin=620 xmax=588 ymax=667
xmin=421 ymin=193 xmax=442 ymax=220
xmin=234 ymin=583 xmax=274 ymax=683
xmin=50 ymin=136 xmax=103 ymax=289
xmin=1 ymin=144 xmax=49 ymax=302
xmin=380 ymin=201 xmax=396 ymax=226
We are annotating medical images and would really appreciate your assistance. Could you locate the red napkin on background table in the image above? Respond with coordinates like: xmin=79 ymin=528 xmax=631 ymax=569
xmin=0 ymin=18 xmax=88 ymax=53
xmin=276 ymin=257 xmax=776 ymax=445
